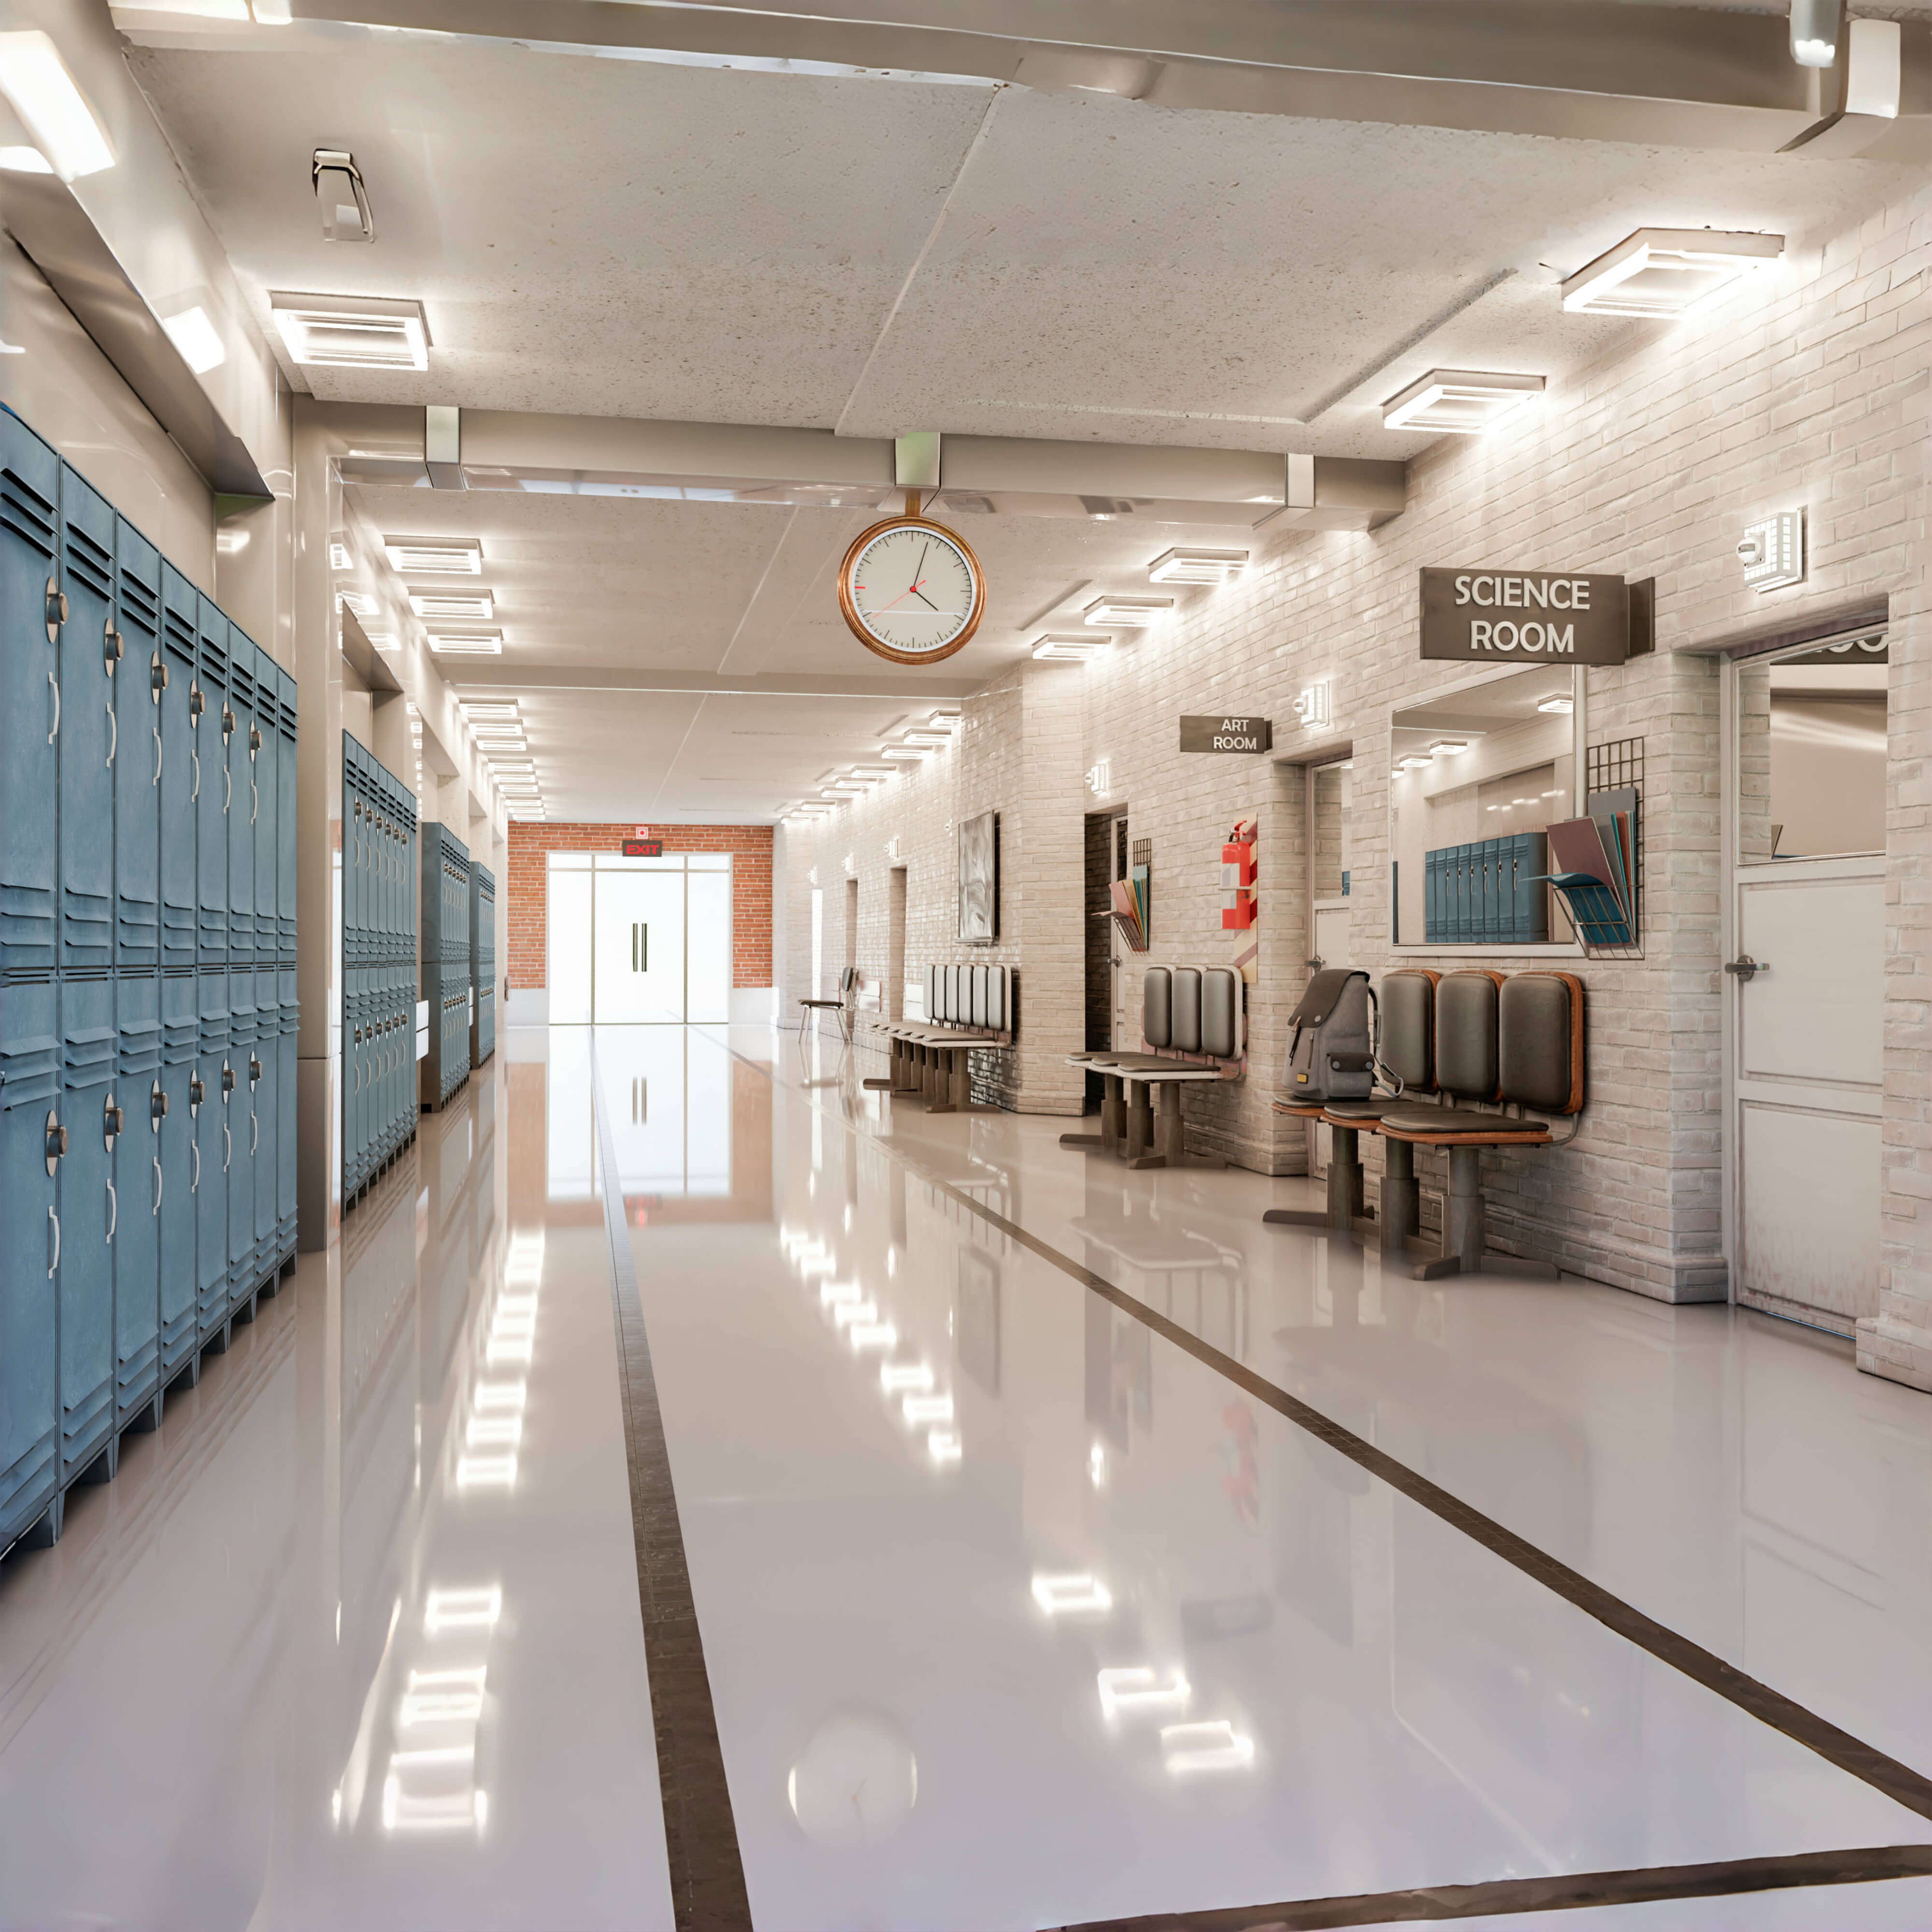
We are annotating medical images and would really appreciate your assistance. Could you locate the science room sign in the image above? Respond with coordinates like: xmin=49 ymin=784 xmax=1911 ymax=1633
xmin=1420 ymin=568 xmax=1632 ymax=665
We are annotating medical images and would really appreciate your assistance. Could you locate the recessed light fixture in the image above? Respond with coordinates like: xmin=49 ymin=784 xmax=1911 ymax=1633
xmin=1033 ymin=634 xmax=1109 ymax=662
xmin=900 ymin=730 xmax=952 ymax=749
xmin=1789 ymin=0 xmax=1838 ymax=66
xmin=1147 ymin=548 xmax=1248 ymax=585
xmin=1739 ymin=510 xmax=1805 ymax=592
xmin=0 ymin=33 xmax=114 ymax=181
xmin=384 ymin=537 xmax=482 ymax=575
xmin=270 ymin=292 xmax=430 ymax=370
xmin=462 ymin=700 xmax=520 ymax=720
xmin=1427 ymin=738 xmax=1470 ymax=756
xmin=1084 ymin=595 xmax=1172 ymax=628
xmin=1382 ymin=369 xmax=1544 ymax=435
xmin=879 ymin=745 xmax=930 ymax=762
xmin=426 ymin=632 xmax=503 ymax=656
xmin=1537 ymin=694 xmax=1575 ymax=715
xmin=160 ymin=305 xmax=227 ymax=376
xmin=411 ymin=590 xmax=494 ymax=621
xmin=329 ymin=541 xmax=353 ymax=571
xmin=1560 ymin=229 xmax=1784 ymax=320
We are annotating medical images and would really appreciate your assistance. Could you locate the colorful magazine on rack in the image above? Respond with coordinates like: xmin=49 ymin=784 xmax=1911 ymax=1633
xmin=1541 ymin=815 xmax=1635 ymax=947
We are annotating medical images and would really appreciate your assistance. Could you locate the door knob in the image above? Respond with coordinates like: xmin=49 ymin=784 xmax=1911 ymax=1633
xmin=1724 ymin=955 xmax=1769 ymax=981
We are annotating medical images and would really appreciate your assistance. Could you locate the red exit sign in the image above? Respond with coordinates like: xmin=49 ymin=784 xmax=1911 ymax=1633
xmin=623 ymin=838 xmax=663 ymax=857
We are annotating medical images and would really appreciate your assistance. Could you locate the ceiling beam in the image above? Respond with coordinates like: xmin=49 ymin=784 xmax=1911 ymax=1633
xmin=255 ymin=0 xmax=1932 ymax=153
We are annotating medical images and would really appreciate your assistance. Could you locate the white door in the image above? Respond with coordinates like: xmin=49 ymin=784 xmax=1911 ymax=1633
xmin=1312 ymin=905 xmax=1351 ymax=971
xmin=1729 ymin=635 xmax=1888 ymax=1334
xmin=595 ymin=866 xmax=686 ymax=1023
xmin=548 ymin=862 xmax=594 ymax=1024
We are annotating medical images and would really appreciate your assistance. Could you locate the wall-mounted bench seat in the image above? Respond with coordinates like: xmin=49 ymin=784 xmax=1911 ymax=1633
xmin=1269 ymin=967 xmax=1585 ymax=1280
xmin=864 ymin=963 xmax=1013 ymax=1113
xmin=1064 ymin=964 xmax=1243 ymax=1169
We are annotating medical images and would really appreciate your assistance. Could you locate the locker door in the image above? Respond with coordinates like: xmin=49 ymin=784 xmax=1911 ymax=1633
xmin=195 ymin=978 xmax=229 ymax=1344
xmin=113 ymin=972 xmax=160 ymax=1428
xmin=0 ymin=416 xmax=59 ymax=975
xmin=252 ymin=646 xmax=275 ymax=975
xmin=158 ymin=569 xmax=198 ymax=971
xmin=278 ymin=971 xmax=298 ymax=1251
xmin=0 ymin=979 xmax=59 ymax=1547
xmin=195 ymin=601 xmax=227 ymax=967
xmin=227 ymin=967 xmax=257 ymax=1302
xmin=57 ymin=468 xmax=115 ymax=973
xmin=278 ymin=667 xmax=297 ymax=960
xmin=255 ymin=965 xmax=277 ymax=1264
xmin=113 ymin=519 xmax=161 ymax=969
xmin=226 ymin=626 xmax=255 ymax=966
xmin=158 ymin=976 xmax=197 ymax=1380
xmin=59 ymin=976 xmax=117 ymax=1482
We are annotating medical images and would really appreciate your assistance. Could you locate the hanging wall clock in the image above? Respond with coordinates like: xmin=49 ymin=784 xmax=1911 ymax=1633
xmin=838 ymin=492 xmax=986 ymax=666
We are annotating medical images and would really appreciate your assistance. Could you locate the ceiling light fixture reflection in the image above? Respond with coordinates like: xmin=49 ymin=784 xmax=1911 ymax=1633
xmin=1160 ymin=1719 xmax=1255 ymax=1774
xmin=1147 ymin=547 xmax=1248 ymax=585
xmin=466 ymin=1415 xmax=523 ymax=1449
xmin=424 ymin=1586 xmax=503 ymax=1635
xmin=1031 ymin=1573 xmax=1114 ymax=1617
xmin=1083 ymin=595 xmax=1172 ymax=628
xmin=0 ymin=33 xmax=115 ymax=180
xmin=927 ymin=1430 xmax=963 ymax=1464
xmin=1097 ymin=1667 xmax=1192 ymax=1719
xmin=384 ymin=536 xmax=483 ymax=575
xmin=398 ymin=1667 xmax=487 ymax=1726
xmin=1381 ymin=369 xmax=1544 ymax=435
xmin=848 ymin=1323 xmax=897 ymax=1350
xmin=474 ymin=1380 xmax=526 ymax=1412
xmin=880 ymin=1362 xmax=934 ymax=1393
xmin=901 ymin=1394 xmax=954 ymax=1425
xmin=271 ymin=292 xmax=430 ymax=370
xmin=456 ymin=1451 xmax=518 ymax=1486
xmin=831 ymin=1300 xmax=881 ymax=1328
xmin=1560 ymin=228 xmax=1784 ymax=320
xmin=161 ymin=305 xmax=227 ymax=375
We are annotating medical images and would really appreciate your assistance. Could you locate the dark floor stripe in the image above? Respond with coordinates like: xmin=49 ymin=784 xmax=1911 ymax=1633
xmin=743 ymin=1040 xmax=1932 ymax=1833
xmin=1047 ymin=1845 xmax=1932 ymax=1931
xmin=592 ymin=1053 xmax=753 ymax=1932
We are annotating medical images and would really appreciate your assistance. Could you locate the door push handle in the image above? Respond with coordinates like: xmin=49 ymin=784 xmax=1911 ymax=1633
xmin=47 ymin=1207 xmax=58 ymax=1277
xmin=106 ymin=702 xmax=116 ymax=767
xmin=1724 ymin=955 xmax=1770 ymax=982
xmin=47 ymin=671 xmax=58 ymax=743
xmin=105 ymin=1179 xmax=116 ymax=1243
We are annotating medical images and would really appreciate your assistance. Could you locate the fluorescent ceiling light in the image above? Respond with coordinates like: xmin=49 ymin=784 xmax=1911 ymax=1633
xmin=1537 ymin=694 xmax=1576 ymax=715
xmin=900 ymin=730 xmax=952 ymax=748
xmin=0 ymin=34 xmax=114 ymax=181
xmin=880 ymin=745 xmax=931 ymax=761
xmin=384 ymin=537 xmax=482 ymax=574
xmin=1382 ymin=369 xmax=1544 ymax=435
xmin=462 ymin=699 xmax=519 ymax=716
xmin=1147 ymin=547 xmax=1247 ymax=585
xmin=1561 ymin=229 xmax=1783 ymax=320
xmin=1033 ymin=634 xmax=1109 ymax=662
xmin=0 ymin=145 xmax=51 ymax=174
xmin=1427 ymin=738 xmax=1470 ymax=756
xmin=411 ymin=590 xmax=494 ymax=621
xmin=1097 ymin=1668 xmax=1191 ymax=1718
xmin=1084 ymin=595 xmax=1172 ymax=628
xmin=924 ymin=710 xmax=962 ymax=729
xmin=426 ymin=632 xmax=503 ymax=656
xmin=270 ymin=292 xmax=429 ymax=370
xmin=160 ymin=305 xmax=227 ymax=375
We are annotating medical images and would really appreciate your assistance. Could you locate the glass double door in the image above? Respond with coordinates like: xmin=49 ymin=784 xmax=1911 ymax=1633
xmin=549 ymin=854 xmax=731 ymax=1024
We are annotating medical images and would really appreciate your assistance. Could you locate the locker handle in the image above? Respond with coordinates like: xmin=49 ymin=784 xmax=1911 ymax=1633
xmin=251 ymin=781 xmax=258 ymax=825
xmin=153 ymin=1156 xmax=162 ymax=1214
xmin=104 ymin=622 xmax=123 ymax=673
xmin=224 ymin=766 xmax=231 ymax=812
xmin=191 ymin=1142 xmax=199 ymax=1192
xmin=250 ymin=1113 xmax=258 ymax=1155
xmin=106 ymin=701 xmax=116 ymax=767
xmin=44 ymin=1113 xmax=66 ymax=1173
xmin=47 ymin=1207 xmax=58 ymax=1277
xmin=150 ymin=653 xmax=166 ymax=700
xmin=105 ymin=1180 xmax=116 ymax=1243
xmin=47 ymin=671 xmax=58 ymax=743
xmin=152 ymin=726 xmax=162 ymax=786
xmin=223 ymin=1125 xmax=230 ymax=1171
xmin=191 ymin=748 xmax=200 ymax=802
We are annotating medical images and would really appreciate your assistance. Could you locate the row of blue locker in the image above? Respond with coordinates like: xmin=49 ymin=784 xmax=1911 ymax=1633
xmin=1 ymin=412 xmax=297 ymax=980
xmin=1422 ymin=831 xmax=1551 ymax=944
xmin=0 ymin=966 xmax=296 ymax=1553
xmin=346 ymin=965 xmax=417 ymax=1197
xmin=422 ymin=824 xmax=473 ymax=1110
xmin=471 ymin=865 xmax=496 ymax=1070
xmin=344 ymin=735 xmax=417 ymax=968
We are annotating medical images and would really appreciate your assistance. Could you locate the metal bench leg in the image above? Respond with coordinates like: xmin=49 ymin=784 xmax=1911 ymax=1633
xmin=1061 ymin=1067 xmax=1117 ymax=1151
xmin=1379 ymin=1136 xmax=1420 ymax=1251
xmin=1265 ymin=1117 xmax=1355 ymax=1235
xmin=951 ymin=1051 xmax=972 ymax=1109
xmin=1124 ymin=1080 xmax=1153 ymax=1163
xmin=1416 ymin=1143 xmax=1561 ymax=1281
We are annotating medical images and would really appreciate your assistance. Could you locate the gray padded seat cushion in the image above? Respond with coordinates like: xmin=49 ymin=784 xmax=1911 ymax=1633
xmin=1500 ymin=974 xmax=1579 ymax=1113
xmin=1378 ymin=1104 xmax=1548 ymax=1137
xmin=1143 ymin=968 xmax=1172 ymax=1050
xmin=1436 ymin=972 xmax=1499 ymax=1100
xmin=1321 ymin=1099 xmax=1395 ymax=1121
xmin=1379 ymin=971 xmax=1436 ymax=1094
xmin=1202 ymin=968 xmax=1238 ymax=1059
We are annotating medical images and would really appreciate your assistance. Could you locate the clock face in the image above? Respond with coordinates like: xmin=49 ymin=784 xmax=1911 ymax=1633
xmin=839 ymin=516 xmax=985 ymax=664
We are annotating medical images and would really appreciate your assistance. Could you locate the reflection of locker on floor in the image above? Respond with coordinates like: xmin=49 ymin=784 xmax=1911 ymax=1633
xmin=0 ymin=411 xmax=297 ymax=1556
xmin=421 ymin=823 xmax=472 ymax=1108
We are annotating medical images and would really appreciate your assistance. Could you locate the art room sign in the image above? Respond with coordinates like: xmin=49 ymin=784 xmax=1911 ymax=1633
xmin=1179 ymin=716 xmax=1273 ymax=753
xmin=1419 ymin=568 xmax=1632 ymax=665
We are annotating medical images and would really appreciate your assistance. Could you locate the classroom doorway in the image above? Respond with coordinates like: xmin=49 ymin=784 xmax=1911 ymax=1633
xmin=546 ymin=851 xmax=733 ymax=1024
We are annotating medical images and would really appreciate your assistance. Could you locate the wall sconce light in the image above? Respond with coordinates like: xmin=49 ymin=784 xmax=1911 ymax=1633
xmin=1086 ymin=759 xmax=1112 ymax=796
xmin=1292 ymin=681 xmax=1332 ymax=730
xmin=1738 ymin=510 xmax=1804 ymax=592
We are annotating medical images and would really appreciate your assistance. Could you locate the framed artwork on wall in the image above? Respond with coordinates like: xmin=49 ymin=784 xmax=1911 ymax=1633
xmin=959 ymin=809 xmax=999 ymax=944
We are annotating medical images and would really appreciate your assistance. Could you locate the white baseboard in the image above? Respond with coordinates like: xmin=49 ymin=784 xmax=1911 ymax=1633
xmin=730 ymin=986 xmax=778 ymax=1025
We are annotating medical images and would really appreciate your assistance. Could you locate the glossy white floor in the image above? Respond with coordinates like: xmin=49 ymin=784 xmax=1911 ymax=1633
xmin=4 ymin=1022 xmax=1932 ymax=1931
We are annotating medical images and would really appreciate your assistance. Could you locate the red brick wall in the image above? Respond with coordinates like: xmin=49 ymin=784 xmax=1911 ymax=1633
xmin=507 ymin=821 xmax=773 ymax=990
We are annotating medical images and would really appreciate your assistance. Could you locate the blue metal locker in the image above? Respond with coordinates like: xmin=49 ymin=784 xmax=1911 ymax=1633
xmin=226 ymin=627 xmax=255 ymax=967
xmin=158 ymin=569 xmax=198 ymax=972
xmin=276 ymin=663 xmax=297 ymax=960
xmin=58 ymin=975 xmax=116 ymax=1483
xmin=254 ymin=963 xmax=277 ymax=1274
xmin=194 ymin=972 xmax=229 ymax=1350
xmin=56 ymin=467 xmax=115 ymax=974
xmin=253 ymin=648 xmax=275 ymax=974
xmin=0 ymin=977 xmax=60 ymax=1548
xmin=195 ymin=599 xmax=229 ymax=968
xmin=158 ymin=973 xmax=197 ymax=1382
xmin=0 ymin=416 xmax=58 ymax=975
xmin=227 ymin=965 xmax=257 ymax=1312
xmin=113 ymin=519 xmax=161 ymax=969
xmin=278 ymin=970 xmax=298 ymax=1257
xmin=113 ymin=971 xmax=161 ymax=1431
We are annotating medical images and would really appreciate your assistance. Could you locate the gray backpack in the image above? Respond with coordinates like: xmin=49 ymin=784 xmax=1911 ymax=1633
xmin=1283 ymin=969 xmax=1376 ymax=1102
